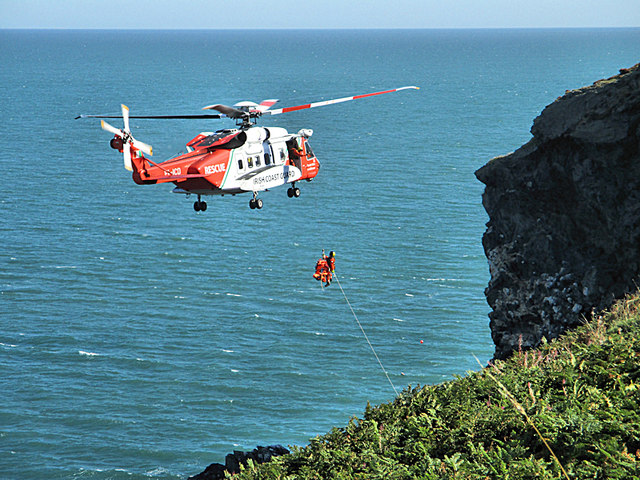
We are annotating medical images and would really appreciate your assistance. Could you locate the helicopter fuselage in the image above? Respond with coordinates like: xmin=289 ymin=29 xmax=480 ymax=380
xmin=124 ymin=125 xmax=319 ymax=210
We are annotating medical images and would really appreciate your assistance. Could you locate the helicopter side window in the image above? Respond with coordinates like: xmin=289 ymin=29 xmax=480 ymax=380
xmin=238 ymin=158 xmax=244 ymax=170
xmin=280 ymin=149 xmax=286 ymax=162
xmin=256 ymin=156 xmax=261 ymax=167
xmin=247 ymin=157 xmax=254 ymax=168
xmin=265 ymin=152 xmax=271 ymax=165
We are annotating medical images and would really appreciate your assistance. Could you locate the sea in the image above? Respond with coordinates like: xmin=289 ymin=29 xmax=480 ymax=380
xmin=1 ymin=28 xmax=639 ymax=479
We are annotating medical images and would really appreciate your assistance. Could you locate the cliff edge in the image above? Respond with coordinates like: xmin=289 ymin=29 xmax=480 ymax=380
xmin=476 ymin=63 xmax=640 ymax=360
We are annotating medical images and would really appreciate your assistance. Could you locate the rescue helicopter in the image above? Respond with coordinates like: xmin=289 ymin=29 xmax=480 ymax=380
xmin=78 ymin=86 xmax=419 ymax=211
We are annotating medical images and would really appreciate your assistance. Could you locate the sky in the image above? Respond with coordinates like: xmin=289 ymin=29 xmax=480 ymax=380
xmin=1 ymin=0 xmax=639 ymax=29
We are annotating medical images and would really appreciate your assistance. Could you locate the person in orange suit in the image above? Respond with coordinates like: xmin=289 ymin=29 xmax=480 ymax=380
xmin=313 ymin=250 xmax=336 ymax=287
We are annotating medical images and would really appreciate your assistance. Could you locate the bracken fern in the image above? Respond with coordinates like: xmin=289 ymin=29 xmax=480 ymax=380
xmin=233 ymin=293 xmax=640 ymax=479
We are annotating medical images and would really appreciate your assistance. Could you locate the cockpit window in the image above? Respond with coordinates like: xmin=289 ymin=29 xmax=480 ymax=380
xmin=305 ymin=141 xmax=315 ymax=158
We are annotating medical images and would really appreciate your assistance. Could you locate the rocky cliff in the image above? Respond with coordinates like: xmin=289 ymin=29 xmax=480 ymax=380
xmin=476 ymin=63 xmax=640 ymax=360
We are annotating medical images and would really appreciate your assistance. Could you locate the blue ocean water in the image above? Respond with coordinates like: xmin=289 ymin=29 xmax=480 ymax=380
xmin=1 ymin=28 xmax=639 ymax=479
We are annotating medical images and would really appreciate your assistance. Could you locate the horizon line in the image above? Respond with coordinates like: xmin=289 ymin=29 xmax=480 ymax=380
xmin=2 ymin=26 xmax=639 ymax=31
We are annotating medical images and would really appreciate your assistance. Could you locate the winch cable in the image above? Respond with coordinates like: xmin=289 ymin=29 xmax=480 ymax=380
xmin=333 ymin=273 xmax=399 ymax=397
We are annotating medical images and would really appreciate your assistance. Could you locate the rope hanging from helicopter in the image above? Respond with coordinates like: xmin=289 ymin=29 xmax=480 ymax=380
xmin=333 ymin=273 xmax=400 ymax=397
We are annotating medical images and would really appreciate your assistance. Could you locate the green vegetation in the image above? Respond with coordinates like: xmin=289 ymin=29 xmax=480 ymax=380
xmin=234 ymin=294 xmax=640 ymax=479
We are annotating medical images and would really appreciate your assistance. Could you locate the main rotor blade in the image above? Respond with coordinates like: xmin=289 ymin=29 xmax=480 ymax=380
xmin=78 ymin=114 xmax=224 ymax=120
xmin=77 ymin=86 xmax=418 ymax=121
xmin=201 ymin=104 xmax=246 ymax=119
xmin=264 ymin=86 xmax=420 ymax=116
xmin=257 ymin=99 xmax=279 ymax=112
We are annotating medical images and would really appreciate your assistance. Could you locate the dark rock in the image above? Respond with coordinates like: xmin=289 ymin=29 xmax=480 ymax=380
xmin=188 ymin=462 xmax=226 ymax=480
xmin=188 ymin=445 xmax=290 ymax=480
xmin=476 ymin=63 xmax=640 ymax=360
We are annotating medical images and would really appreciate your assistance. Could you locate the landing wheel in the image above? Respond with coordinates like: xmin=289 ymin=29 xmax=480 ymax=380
xmin=249 ymin=198 xmax=264 ymax=209
xmin=288 ymin=187 xmax=301 ymax=198
xmin=250 ymin=191 xmax=263 ymax=210
xmin=194 ymin=200 xmax=207 ymax=212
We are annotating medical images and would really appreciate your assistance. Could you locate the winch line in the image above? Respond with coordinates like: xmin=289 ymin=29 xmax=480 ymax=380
xmin=333 ymin=273 xmax=399 ymax=397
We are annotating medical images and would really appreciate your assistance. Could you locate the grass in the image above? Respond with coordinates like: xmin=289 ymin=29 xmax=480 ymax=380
xmin=230 ymin=293 xmax=640 ymax=479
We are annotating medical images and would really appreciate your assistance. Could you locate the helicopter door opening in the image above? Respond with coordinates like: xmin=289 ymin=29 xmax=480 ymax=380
xmin=286 ymin=138 xmax=303 ymax=170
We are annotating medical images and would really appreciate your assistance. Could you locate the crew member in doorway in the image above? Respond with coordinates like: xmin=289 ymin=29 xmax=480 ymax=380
xmin=287 ymin=139 xmax=304 ymax=165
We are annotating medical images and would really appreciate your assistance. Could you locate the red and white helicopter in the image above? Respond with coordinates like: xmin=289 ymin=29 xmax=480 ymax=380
xmin=78 ymin=86 xmax=419 ymax=211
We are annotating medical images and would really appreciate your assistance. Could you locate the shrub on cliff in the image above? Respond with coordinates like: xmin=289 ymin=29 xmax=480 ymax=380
xmin=232 ymin=294 xmax=640 ymax=479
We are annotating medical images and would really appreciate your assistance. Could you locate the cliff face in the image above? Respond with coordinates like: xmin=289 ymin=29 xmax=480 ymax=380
xmin=476 ymin=64 xmax=640 ymax=360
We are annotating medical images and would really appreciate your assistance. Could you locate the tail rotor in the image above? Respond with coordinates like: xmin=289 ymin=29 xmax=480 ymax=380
xmin=101 ymin=104 xmax=153 ymax=171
